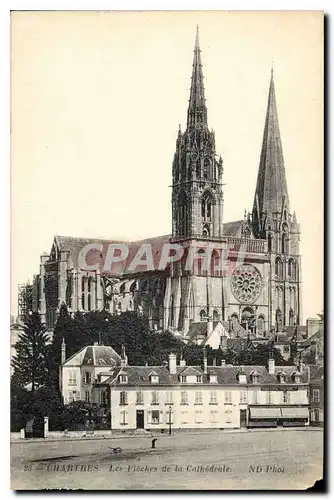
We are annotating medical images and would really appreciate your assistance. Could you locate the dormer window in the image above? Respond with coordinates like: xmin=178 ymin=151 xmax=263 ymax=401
xmin=238 ymin=373 xmax=247 ymax=384
xmin=277 ymin=372 xmax=286 ymax=384
xmin=150 ymin=375 xmax=159 ymax=384
xmin=119 ymin=374 xmax=128 ymax=384
xmin=209 ymin=375 xmax=218 ymax=384
xmin=181 ymin=375 xmax=187 ymax=383
xmin=196 ymin=375 xmax=203 ymax=383
xmin=292 ymin=372 xmax=302 ymax=384
xmin=250 ymin=372 xmax=260 ymax=384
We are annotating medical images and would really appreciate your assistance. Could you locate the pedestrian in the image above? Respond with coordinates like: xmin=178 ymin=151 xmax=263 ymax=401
xmin=151 ymin=438 xmax=157 ymax=449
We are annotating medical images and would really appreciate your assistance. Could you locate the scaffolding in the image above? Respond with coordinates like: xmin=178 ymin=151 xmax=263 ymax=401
xmin=17 ymin=282 xmax=33 ymax=321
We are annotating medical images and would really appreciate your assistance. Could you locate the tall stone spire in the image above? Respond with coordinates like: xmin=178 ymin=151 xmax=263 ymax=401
xmin=252 ymin=70 xmax=289 ymax=233
xmin=187 ymin=26 xmax=208 ymax=130
xmin=172 ymin=28 xmax=223 ymax=240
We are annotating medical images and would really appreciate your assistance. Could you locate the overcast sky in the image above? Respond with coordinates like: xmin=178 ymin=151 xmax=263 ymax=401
xmin=11 ymin=11 xmax=323 ymax=321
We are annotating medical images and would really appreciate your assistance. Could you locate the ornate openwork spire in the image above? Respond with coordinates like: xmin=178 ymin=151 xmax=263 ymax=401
xmin=252 ymin=70 xmax=289 ymax=227
xmin=187 ymin=26 xmax=208 ymax=130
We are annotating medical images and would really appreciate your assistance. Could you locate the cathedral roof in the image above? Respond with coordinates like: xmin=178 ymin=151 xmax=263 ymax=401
xmin=52 ymin=234 xmax=171 ymax=275
xmin=51 ymin=225 xmax=250 ymax=276
xmin=252 ymin=70 xmax=289 ymax=224
xmin=222 ymin=220 xmax=243 ymax=237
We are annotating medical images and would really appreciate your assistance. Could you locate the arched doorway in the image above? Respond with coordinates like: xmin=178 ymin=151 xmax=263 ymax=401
xmin=241 ymin=307 xmax=255 ymax=332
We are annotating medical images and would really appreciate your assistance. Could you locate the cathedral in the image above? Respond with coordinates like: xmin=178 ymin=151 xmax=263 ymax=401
xmin=20 ymin=28 xmax=302 ymax=341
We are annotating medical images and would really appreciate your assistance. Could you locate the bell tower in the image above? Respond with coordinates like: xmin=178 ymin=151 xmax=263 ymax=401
xmin=172 ymin=27 xmax=224 ymax=240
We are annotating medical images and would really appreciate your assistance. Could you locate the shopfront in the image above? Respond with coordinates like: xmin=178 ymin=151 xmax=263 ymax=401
xmin=248 ymin=407 xmax=280 ymax=428
xmin=248 ymin=406 xmax=309 ymax=428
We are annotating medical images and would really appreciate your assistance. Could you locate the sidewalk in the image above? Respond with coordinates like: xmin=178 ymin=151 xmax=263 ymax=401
xmin=10 ymin=426 xmax=323 ymax=444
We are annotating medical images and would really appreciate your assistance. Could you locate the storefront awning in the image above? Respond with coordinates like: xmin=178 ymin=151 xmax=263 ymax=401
xmin=281 ymin=407 xmax=309 ymax=419
xmin=249 ymin=407 xmax=281 ymax=419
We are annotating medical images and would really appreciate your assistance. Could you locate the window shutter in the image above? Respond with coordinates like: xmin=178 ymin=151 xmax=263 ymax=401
xmin=147 ymin=410 xmax=152 ymax=424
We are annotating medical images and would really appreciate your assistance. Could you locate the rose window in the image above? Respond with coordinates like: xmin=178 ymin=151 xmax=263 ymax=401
xmin=231 ymin=264 xmax=262 ymax=303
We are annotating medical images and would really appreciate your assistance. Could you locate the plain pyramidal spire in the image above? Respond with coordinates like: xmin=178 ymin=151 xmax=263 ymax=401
xmin=187 ymin=26 xmax=208 ymax=130
xmin=252 ymin=69 xmax=289 ymax=227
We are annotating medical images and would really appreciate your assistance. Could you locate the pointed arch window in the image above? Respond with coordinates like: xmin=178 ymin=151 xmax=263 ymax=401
xmin=267 ymin=233 xmax=272 ymax=253
xmin=196 ymin=159 xmax=201 ymax=179
xmin=213 ymin=310 xmax=219 ymax=322
xmin=178 ymin=191 xmax=188 ymax=237
xmin=203 ymin=158 xmax=210 ymax=180
xmin=281 ymin=233 xmax=289 ymax=255
xmin=281 ymin=223 xmax=289 ymax=255
xmin=275 ymin=257 xmax=283 ymax=278
xmin=257 ymin=314 xmax=265 ymax=334
xmin=197 ymin=248 xmax=206 ymax=275
xmin=169 ymin=295 xmax=175 ymax=328
xmin=201 ymin=192 xmax=213 ymax=220
xmin=202 ymin=226 xmax=210 ymax=238
xmin=288 ymin=259 xmax=296 ymax=279
xmin=200 ymin=309 xmax=207 ymax=322
xmin=289 ymin=308 xmax=295 ymax=327
xmin=211 ymin=250 xmax=221 ymax=276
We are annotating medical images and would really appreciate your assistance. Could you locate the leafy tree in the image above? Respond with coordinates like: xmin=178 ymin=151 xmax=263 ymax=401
xmin=31 ymin=385 xmax=65 ymax=431
xmin=11 ymin=312 xmax=49 ymax=392
xmin=51 ymin=304 xmax=84 ymax=365
xmin=62 ymin=401 xmax=92 ymax=430
xmin=236 ymin=343 xmax=288 ymax=366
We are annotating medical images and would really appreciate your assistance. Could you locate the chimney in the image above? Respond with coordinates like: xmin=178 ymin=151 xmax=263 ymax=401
xmin=168 ymin=353 xmax=177 ymax=374
xmin=120 ymin=345 xmax=128 ymax=367
xmin=203 ymin=351 xmax=208 ymax=374
xmin=179 ymin=358 xmax=186 ymax=367
xmin=61 ymin=338 xmax=66 ymax=364
xmin=221 ymin=359 xmax=226 ymax=367
xmin=268 ymin=352 xmax=275 ymax=375
xmin=299 ymin=361 xmax=305 ymax=374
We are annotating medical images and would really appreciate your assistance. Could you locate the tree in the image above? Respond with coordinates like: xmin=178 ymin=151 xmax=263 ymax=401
xmin=10 ymin=380 xmax=32 ymax=431
xmin=11 ymin=312 xmax=49 ymax=392
xmin=62 ymin=401 xmax=92 ymax=431
xmin=236 ymin=343 xmax=288 ymax=366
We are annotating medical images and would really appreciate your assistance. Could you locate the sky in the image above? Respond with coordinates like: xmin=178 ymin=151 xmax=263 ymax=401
xmin=11 ymin=10 xmax=323 ymax=321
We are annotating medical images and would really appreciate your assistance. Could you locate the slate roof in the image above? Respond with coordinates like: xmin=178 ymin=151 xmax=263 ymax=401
xmin=52 ymin=223 xmax=247 ymax=277
xmin=226 ymin=338 xmax=248 ymax=352
xmin=53 ymin=234 xmax=171 ymax=276
xmin=186 ymin=321 xmax=220 ymax=342
xmin=179 ymin=366 xmax=203 ymax=376
xmin=98 ymin=363 xmax=307 ymax=387
xmin=309 ymin=365 xmax=323 ymax=384
xmin=222 ymin=220 xmax=243 ymax=237
xmin=63 ymin=345 xmax=121 ymax=367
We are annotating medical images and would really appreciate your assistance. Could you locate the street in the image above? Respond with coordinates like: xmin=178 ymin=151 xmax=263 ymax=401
xmin=11 ymin=429 xmax=323 ymax=490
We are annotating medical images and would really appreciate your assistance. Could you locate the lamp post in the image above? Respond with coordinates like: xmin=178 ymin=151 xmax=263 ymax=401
xmin=168 ymin=405 xmax=172 ymax=435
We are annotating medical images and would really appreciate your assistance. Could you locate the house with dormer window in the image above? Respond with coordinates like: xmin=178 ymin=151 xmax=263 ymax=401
xmin=60 ymin=341 xmax=121 ymax=404
xmin=91 ymin=350 xmax=309 ymax=430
